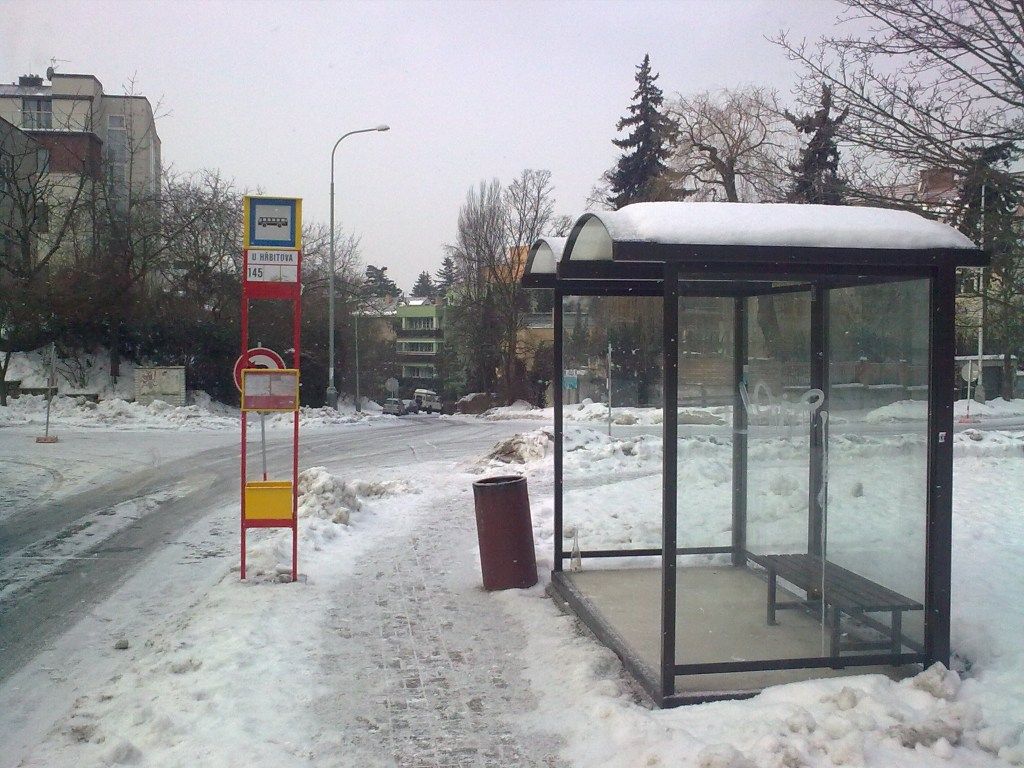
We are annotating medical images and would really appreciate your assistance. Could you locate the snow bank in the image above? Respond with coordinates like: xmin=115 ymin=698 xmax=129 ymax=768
xmin=239 ymin=466 xmax=417 ymax=581
xmin=867 ymin=397 xmax=1024 ymax=423
xmin=0 ymin=394 xmax=388 ymax=432
xmin=480 ymin=398 xmax=730 ymax=426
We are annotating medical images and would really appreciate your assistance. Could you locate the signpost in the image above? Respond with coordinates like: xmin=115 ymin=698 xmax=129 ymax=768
xmin=239 ymin=196 xmax=303 ymax=582
xmin=960 ymin=360 xmax=981 ymax=424
xmin=385 ymin=377 xmax=399 ymax=396
xmin=35 ymin=342 xmax=58 ymax=444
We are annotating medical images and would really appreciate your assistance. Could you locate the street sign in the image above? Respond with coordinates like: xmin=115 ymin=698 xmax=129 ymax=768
xmin=234 ymin=347 xmax=286 ymax=391
xmin=245 ymin=249 xmax=299 ymax=283
xmin=241 ymin=369 xmax=299 ymax=412
xmin=385 ymin=377 xmax=399 ymax=394
xmin=961 ymin=361 xmax=980 ymax=383
xmin=243 ymin=196 xmax=302 ymax=250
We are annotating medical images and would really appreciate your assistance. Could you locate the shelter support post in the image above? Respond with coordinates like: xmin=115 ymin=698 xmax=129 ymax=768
xmin=926 ymin=269 xmax=955 ymax=666
xmin=808 ymin=286 xmax=829 ymax=556
xmin=732 ymin=297 xmax=748 ymax=566
xmin=553 ymin=287 xmax=564 ymax=573
xmin=661 ymin=264 xmax=679 ymax=702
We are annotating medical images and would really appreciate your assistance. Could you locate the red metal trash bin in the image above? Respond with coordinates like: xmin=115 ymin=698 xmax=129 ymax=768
xmin=472 ymin=475 xmax=538 ymax=590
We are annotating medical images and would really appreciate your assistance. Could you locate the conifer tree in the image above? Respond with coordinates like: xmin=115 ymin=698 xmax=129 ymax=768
xmin=363 ymin=264 xmax=401 ymax=298
xmin=434 ymin=255 xmax=458 ymax=296
xmin=410 ymin=270 xmax=436 ymax=298
xmin=605 ymin=54 xmax=673 ymax=209
xmin=784 ymin=84 xmax=849 ymax=205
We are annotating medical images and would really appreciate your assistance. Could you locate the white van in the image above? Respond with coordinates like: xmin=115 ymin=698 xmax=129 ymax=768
xmin=413 ymin=388 xmax=442 ymax=414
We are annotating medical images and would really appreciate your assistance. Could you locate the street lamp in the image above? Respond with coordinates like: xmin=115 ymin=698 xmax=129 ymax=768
xmin=326 ymin=124 xmax=390 ymax=409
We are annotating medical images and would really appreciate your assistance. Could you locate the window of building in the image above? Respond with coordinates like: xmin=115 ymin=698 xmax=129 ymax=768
xmin=22 ymin=97 xmax=52 ymax=129
xmin=404 ymin=317 xmax=434 ymax=330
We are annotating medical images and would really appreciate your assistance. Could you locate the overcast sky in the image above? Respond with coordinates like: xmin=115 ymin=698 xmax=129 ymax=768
xmin=2 ymin=0 xmax=845 ymax=291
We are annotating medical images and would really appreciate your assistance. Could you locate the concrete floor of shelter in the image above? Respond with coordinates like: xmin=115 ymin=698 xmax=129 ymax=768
xmin=565 ymin=566 xmax=918 ymax=695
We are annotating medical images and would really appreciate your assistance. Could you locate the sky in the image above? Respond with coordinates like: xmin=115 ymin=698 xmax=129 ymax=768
xmin=2 ymin=0 xmax=846 ymax=291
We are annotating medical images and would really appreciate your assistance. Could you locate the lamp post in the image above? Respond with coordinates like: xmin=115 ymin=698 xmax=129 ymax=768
xmin=326 ymin=124 xmax=390 ymax=409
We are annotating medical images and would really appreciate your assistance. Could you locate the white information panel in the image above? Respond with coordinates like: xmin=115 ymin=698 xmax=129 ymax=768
xmin=245 ymin=249 xmax=299 ymax=283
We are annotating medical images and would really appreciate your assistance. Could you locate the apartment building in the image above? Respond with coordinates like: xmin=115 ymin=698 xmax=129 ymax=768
xmin=396 ymin=298 xmax=445 ymax=392
xmin=0 ymin=71 xmax=160 ymax=202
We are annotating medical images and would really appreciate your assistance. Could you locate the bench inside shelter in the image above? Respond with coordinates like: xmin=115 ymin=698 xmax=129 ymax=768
xmin=747 ymin=553 xmax=923 ymax=662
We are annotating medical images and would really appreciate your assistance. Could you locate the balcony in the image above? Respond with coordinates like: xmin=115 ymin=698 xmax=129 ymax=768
xmin=397 ymin=327 xmax=443 ymax=339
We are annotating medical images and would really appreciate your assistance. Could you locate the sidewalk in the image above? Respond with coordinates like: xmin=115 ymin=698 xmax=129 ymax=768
xmin=308 ymin=484 xmax=564 ymax=767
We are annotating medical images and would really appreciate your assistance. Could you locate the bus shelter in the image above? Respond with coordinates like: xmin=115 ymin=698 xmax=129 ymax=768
xmin=522 ymin=202 xmax=984 ymax=706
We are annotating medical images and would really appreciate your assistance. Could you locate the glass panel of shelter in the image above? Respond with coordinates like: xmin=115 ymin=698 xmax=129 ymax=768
xmin=560 ymin=293 xmax=665 ymax=671
xmin=671 ymin=277 xmax=930 ymax=688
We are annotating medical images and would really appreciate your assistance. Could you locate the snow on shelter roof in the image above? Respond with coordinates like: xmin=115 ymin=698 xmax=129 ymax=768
xmin=564 ymin=202 xmax=982 ymax=264
xmin=522 ymin=237 xmax=565 ymax=287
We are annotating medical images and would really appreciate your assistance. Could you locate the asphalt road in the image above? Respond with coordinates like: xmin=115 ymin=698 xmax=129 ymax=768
xmin=0 ymin=416 xmax=523 ymax=684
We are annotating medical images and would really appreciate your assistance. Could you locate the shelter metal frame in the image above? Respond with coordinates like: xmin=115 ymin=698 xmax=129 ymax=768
xmin=525 ymin=206 xmax=985 ymax=707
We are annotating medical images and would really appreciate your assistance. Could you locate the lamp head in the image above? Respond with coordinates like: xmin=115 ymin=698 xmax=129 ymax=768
xmin=377 ymin=124 xmax=390 ymax=132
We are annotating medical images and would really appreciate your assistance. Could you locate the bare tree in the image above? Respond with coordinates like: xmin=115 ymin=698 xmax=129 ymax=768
xmin=774 ymin=0 xmax=1024 ymax=194
xmin=0 ymin=120 xmax=92 ymax=403
xmin=667 ymin=86 xmax=793 ymax=202
xmin=446 ymin=179 xmax=506 ymax=394
xmin=446 ymin=170 xmax=558 ymax=400
xmin=497 ymin=169 xmax=554 ymax=399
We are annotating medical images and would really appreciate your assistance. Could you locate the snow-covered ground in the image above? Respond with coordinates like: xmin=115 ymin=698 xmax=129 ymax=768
xmin=2 ymin=416 xmax=1022 ymax=767
xmin=0 ymin=393 xmax=389 ymax=432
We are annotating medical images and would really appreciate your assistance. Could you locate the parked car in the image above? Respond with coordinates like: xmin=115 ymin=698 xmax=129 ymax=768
xmin=382 ymin=397 xmax=404 ymax=415
xmin=413 ymin=388 xmax=443 ymax=414
xmin=402 ymin=399 xmax=419 ymax=414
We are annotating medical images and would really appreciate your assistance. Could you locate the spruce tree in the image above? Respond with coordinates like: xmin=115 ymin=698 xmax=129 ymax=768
xmin=605 ymin=54 xmax=673 ymax=209
xmin=784 ymin=85 xmax=849 ymax=205
xmin=363 ymin=264 xmax=401 ymax=298
xmin=410 ymin=270 xmax=436 ymax=298
xmin=434 ymin=255 xmax=458 ymax=296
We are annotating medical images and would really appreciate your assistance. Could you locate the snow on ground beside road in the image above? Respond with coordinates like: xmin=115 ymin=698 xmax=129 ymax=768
xmin=13 ymin=466 xmax=426 ymax=768
xmin=4 ymin=349 xmax=137 ymax=399
xmin=0 ymin=394 xmax=389 ymax=432
xmin=481 ymin=398 xmax=729 ymax=426
xmin=867 ymin=397 xmax=1024 ymax=423
xmin=485 ymin=425 xmax=1024 ymax=767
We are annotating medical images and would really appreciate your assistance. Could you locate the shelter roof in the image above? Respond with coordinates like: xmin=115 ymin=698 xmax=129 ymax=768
xmin=523 ymin=202 xmax=985 ymax=290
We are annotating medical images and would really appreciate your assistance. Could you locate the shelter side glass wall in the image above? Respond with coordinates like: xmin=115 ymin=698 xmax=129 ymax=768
xmin=676 ymin=289 xmax=827 ymax=667
xmin=676 ymin=295 xmax=734 ymax=554
xmin=825 ymin=279 xmax=930 ymax=652
xmin=745 ymin=291 xmax=813 ymax=567
xmin=561 ymin=295 xmax=664 ymax=556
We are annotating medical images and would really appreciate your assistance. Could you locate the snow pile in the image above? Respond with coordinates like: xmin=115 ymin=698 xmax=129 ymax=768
xmin=480 ymin=400 xmax=542 ymax=420
xmin=240 ymin=466 xmax=417 ymax=581
xmin=867 ymin=397 xmax=1024 ymax=423
xmin=3 ymin=348 xmax=136 ymax=399
xmin=0 ymin=394 xmax=391 ymax=432
xmin=472 ymin=427 xmax=553 ymax=469
xmin=479 ymin=398 xmax=730 ymax=426
xmin=263 ymin=404 xmax=387 ymax=429
xmin=0 ymin=394 xmax=239 ymax=431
